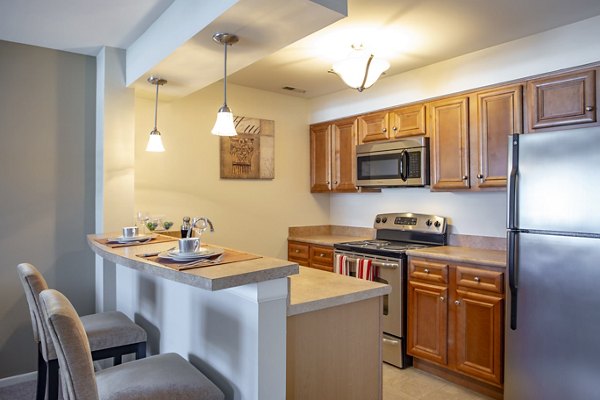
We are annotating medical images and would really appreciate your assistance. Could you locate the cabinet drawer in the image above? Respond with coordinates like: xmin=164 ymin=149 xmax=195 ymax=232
xmin=288 ymin=242 xmax=309 ymax=260
xmin=456 ymin=266 xmax=504 ymax=293
xmin=310 ymin=245 xmax=333 ymax=266
xmin=409 ymin=259 xmax=449 ymax=284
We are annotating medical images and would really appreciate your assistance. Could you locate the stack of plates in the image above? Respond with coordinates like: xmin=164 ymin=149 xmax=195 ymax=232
xmin=159 ymin=247 xmax=224 ymax=262
xmin=108 ymin=235 xmax=153 ymax=244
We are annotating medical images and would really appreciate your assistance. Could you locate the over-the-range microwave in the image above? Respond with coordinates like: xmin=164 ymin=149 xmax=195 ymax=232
xmin=356 ymin=137 xmax=430 ymax=188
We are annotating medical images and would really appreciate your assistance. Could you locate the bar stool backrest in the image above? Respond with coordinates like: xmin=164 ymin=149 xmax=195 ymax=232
xmin=17 ymin=263 xmax=57 ymax=359
xmin=39 ymin=289 xmax=99 ymax=400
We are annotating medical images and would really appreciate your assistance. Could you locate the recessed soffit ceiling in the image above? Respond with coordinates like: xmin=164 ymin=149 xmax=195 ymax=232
xmin=1 ymin=0 xmax=600 ymax=99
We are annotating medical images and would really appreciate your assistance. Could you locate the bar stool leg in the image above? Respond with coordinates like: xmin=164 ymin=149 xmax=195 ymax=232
xmin=36 ymin=347 xmax=46 ymax=400
xmin=47 ymin=359 xmax=59 ymax=400
xmin=135 ymin=342 xmax=146 ymax=359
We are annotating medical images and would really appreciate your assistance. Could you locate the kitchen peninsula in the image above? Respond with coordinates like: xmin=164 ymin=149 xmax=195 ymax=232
xmin=88 ymin=234 xmax=389 ymax=400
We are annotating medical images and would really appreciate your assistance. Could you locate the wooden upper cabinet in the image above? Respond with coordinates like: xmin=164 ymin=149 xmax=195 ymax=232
xmin=331 ymin=118 xmax=359 ymax=192
xmin=473 ymin=85 xmax=523 ymax=189
xmin=390 ymin=104 xmax=426 ymax=138
xmin=310 ymin=123 xmax=332 ymax=192
xmin=357 ymin=110 xmax=390 ymax=143
xmin=310 ymin=118 xmax=359 ymax=193
xmin=357 ymin=104 xmax=427 ymax=144
xmin=429 ymin=95 xmax=470 ymax=190
xmin=527 ymin=68 xmax=597 ymax=131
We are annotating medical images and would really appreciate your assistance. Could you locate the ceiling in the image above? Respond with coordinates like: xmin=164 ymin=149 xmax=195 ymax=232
xmin=2 ymin=0 xmax=600 ymax=99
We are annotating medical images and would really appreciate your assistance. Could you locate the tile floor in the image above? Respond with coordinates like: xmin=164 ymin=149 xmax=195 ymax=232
xmin=383 ymin=364 xmax=494 ymax=400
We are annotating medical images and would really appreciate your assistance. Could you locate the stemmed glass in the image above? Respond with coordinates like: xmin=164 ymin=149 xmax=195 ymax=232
xmin=136 ymin=211 xmax=149 ymax=234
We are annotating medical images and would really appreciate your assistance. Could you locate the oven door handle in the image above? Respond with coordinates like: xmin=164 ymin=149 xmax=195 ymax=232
xmin=340 ymin=255 xmax=398 ymax=269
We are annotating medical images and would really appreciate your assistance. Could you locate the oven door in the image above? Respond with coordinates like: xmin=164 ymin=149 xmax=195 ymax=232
xmin=334 ymin=251 xmax=403 ymax=336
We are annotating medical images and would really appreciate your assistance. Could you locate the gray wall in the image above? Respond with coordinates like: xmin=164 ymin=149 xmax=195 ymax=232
xmin=0 ymin=40 xmax=96 ymax=377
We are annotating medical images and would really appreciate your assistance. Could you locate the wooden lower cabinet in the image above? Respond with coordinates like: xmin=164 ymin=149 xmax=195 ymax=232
xmin=288 ymin=240 xmax=334 ymax=272
xmin=407 ymin=257 xmax=505 ymax=397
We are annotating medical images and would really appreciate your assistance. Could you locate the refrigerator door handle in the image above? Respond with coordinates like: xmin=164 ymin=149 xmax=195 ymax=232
xmin=508 ymin=229 xmax=518 ymax=330
xmin=507 ymin=134 xmax=519 ymax=230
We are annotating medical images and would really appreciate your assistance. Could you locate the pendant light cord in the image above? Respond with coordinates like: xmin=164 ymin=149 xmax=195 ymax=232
xmin=153 ymin=82 xmax=159 ymax=131
xmin=223 ymin=42 xmax=228 ymax=107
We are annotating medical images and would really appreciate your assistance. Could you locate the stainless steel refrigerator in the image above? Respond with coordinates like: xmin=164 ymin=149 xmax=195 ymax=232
xmin=505 ymin=127 xmax=600 ymax=399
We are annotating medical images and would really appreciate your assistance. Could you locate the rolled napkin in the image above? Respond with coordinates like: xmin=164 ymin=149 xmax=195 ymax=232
xmin=356 ymin=258 xmax=376 ymax=281
xmin=334 ymin=254 xmax=349 ymax=275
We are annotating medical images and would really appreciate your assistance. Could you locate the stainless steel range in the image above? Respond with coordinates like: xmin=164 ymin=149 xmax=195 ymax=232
xmin=334 ymin=212 xmax=447 ymax=368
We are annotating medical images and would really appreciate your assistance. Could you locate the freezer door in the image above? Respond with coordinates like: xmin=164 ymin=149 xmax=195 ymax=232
xmin=509 ymin=127 xmax=600 ymax=235
xmin=505 ymin=232 xmax=600 ymax=400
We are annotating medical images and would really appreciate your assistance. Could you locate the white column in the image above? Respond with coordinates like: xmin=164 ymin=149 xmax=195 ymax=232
xmin=95 ymin=47 xmax=135 ymax=312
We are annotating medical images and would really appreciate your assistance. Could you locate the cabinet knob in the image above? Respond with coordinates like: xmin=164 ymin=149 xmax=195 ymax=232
xmin=424 ymin=268 xmax=430 ymax=274
xmin=392 ymin=126 xmax=398 ymax=131
xmin=586 ymin=106 xmax=594 ymax=111
xmin=462 ymin=175 xmax=468 ymax=180
xmin=319 ymin=253 xmax=325 ymax=257
xmin=295 ymin=249 xmax=300 ymax=253
xmin=474 ymin=276 xmax=481 ymax=282
xmin=439 ymin=296 xmax=445 ymax=302
xmin=382 ymin=127 xmax=387 ymax=133
xmin=334 ymin=181 xmax=338 ymax=185
xmin=477 ymin=173 xmax=484 ymax=179
xmin=455 ymin=300 xmax=461 ymax=305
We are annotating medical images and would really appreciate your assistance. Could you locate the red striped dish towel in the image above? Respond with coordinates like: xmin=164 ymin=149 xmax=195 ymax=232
xmin=356 ymin=258 xmax=376 ymax=281
xmin=334 ymin=254 xmax=349 ymax=275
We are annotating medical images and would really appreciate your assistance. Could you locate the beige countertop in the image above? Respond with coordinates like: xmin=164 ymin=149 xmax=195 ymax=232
xmin=287 ymin=266 xmax=390 ymax=316
xmin=406 ymin=246 xmax=507 ymax=268
xmin=288 ymin=225 xmax=375 ymax=247
xmin=88 ymin=233 xmax=299 ymax=291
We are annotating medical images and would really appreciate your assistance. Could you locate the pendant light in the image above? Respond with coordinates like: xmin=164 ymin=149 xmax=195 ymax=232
xmin=211 ymin=32 xmax=239 ymax=136
xmin=329 ymin=44 xmax=390 ymax=92
xmin=146 ymin=76 xmax=167 ymax=152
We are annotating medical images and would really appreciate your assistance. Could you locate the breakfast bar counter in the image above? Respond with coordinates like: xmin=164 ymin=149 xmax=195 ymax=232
xmin=88 ymin=233 xmax=299 ymax=291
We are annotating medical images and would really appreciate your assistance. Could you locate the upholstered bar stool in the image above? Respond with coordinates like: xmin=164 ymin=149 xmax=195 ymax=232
xmin=17 ymin=263 xmax=147 ymax=400
xmin=39 ymin=289 xmax=224 ymax=400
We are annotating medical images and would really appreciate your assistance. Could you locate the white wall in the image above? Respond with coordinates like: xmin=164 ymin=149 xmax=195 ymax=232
xmin=0 ymin=41 xmax=96 ymax=377
xmin=310 ymin=15 xmax=600 ymax=238
xmin=134 ymin=83 xmax=330 ymax=259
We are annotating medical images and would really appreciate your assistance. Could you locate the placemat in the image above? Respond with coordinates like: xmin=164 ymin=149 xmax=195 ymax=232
xmin=95 ymin=234 xmax=177 ymax=248
xmin=138 ymin=247 xmax=262 ymax=271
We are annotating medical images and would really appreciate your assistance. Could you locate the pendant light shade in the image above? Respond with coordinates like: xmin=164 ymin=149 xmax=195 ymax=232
xmin=146 ymin=76 xmax=167 ymax=152
xmin=329 ymin=45 xmax=390 ymax=92
xmin=211 ymin=32 xmax=239 ymax=136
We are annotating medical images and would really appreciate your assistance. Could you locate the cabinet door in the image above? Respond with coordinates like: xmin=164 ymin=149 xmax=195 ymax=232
xmin=390 ymin=104 xmax=426 ymax=138
xmin=474 ymin=85 xmax=523 ymax=189
xmin=527 ymin=69 xmax=596 ymax=131
xmin=288 ymin=241 xmax=310 ymax=267
xmin=310 ymin=245 xmax=334 ymax=272
xmin=331 ymin=118 xmax=359 ymax=192
xmin=454 ymin=289 xmax=504 ymax=386
xmin=357 ymin=111 xmax=390 ymax=143
xmin=407 ymin=280 xmax=448 ymax=365
xmin=429 ymin=96 xmax=470 ymax=190
xmin=310 ymin=123 xmax=332 ymax=192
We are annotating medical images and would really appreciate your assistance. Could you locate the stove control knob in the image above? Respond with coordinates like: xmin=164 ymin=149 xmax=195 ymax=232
xmin=425 ymin=219 xmax=432 ymax=227
xmin=375 ymin=217 xmax=381 ymax=223
xmin=382 ymin=217 xmax=388 ymax=223
xmin=434 ymin=221 xmax=441 ymax=228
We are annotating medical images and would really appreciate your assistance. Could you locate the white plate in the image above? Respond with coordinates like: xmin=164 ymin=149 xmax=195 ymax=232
xmin=108 ymin=235 xmax=152 ymax=244
xmin=159 ymin=247 xmax=223 ymax=262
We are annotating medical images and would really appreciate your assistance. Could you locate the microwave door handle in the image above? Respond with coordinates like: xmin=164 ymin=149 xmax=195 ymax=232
xmin=400 ymin=150 xmax=408 ymax=181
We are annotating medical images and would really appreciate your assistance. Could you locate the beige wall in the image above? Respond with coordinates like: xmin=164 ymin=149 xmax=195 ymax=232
xmin=134 ymin=82 xmax=329 ymax=259
xmin=0 ymin=41 xmax=96 ymax=377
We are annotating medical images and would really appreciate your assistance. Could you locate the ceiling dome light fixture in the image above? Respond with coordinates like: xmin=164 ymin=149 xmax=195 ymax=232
xmin=211 ymin=32 xmax=239 ymax=137
xmin=329 ymin=44 xmax=390 ymax=92
xmin=146 ymin=76 xmax=167 ymax=152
